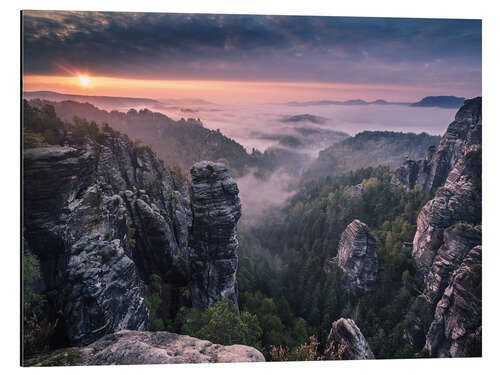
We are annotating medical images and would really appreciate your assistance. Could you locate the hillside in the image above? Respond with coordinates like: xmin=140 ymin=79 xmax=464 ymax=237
xmin=27 ymin=99 xmax=256 ymax=177
xmin=236 ymin=98 xmax=481 ymax=359
xmin=303 ymin=131 xmax=441 ymax=181
xmin=23 ymin=100 xmax=264 ymax=362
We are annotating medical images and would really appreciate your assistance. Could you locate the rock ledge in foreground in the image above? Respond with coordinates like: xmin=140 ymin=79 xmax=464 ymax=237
xmin=25 ymin=330 xmax=265 ymax=366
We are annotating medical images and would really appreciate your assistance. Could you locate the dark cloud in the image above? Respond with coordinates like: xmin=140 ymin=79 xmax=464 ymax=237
xmin=22 ymin=11 xmax=481 ymax=90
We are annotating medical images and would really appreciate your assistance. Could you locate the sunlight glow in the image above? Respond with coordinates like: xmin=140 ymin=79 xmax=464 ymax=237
xmin=78 ymin=75 xmax=91 ymax=87
xmin=23 ymin=74 xmax=449 ymax=104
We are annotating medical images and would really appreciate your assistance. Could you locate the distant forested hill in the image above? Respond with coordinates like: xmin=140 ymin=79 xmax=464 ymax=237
xmin=27 ymin=99 xmax=256 ymax=176
xmin=303 ymin=131 xmax=440 ymax=181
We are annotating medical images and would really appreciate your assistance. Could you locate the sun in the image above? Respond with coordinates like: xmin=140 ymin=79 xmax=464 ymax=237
xmin=77 ymin=75 xmax=92 ymax=87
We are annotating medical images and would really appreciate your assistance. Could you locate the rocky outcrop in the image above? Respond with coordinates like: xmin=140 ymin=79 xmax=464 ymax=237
xmin=335 ymin=220 xmax=378 ymax=295
xmin=24 ymin=134 xmax=241 ymax=345
xmin=391 ymin=97 xmax=481 ymax=193
xmin=189 ymin=161 xmax=241 ymax=309
xmin=425 ymin=246 xmax=482 ymax=357
xmin=326 ymin=318 xmax=374 ymax=360
xmin=24 ymin=145 xmax=149 ymax=345
xmin=412 ymin=150 xmax=482 ymax=287
xmin=26 ymin=330 xmax=265 ymax=366
xmin=401 ymin=98 xmax=482 ymax=357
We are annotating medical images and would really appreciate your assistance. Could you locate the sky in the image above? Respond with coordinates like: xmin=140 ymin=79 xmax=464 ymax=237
xmin=22 ymin=11 xmax=482 ymax=103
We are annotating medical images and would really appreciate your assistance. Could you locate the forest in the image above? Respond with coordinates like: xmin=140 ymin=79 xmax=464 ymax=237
xmin=22 ymin=101 xmax=448 ymax=360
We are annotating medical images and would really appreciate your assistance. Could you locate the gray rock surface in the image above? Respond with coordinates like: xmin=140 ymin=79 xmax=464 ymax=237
xmin=189 ymin=161 xmax=242 ymax=309
xmin=400 ymin=98 xmax=482 ymax=357
xmin=24 ymin=144 xmax=149 ymax=345
xmin=391 ymin=97 xmax=481 ymax=193
xmin=24 ymin=134 xmax=242 ymax=345
xmin=336 ymin=220 xmax=378 ymax=295
xmin=326 ymin=318 xmax=374 ymax=360
xmin=26 ymin=330 xmax=265 ymax=366
xmin=425 ymin=246 xmax=482 ymax=357
xmin=412 ymin=150 xmax=482 ymax=287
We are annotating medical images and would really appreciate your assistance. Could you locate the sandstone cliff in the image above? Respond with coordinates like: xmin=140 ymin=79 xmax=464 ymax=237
xmin=335 ymin=220 xmax=378 ymax=295
xmin=25 ymin=330 xmax=265 ymax=366
xmin=326 ymin=318 xmax=374 ymax=360
xmin=425 ymin=246 xmax=482 ymax=357
xmin=391 ymin=97 xmax=481 ymax=193
xmin=24 ymin=132 xmax=241 ymax=346
xmin=396 ymin=98 xmax=482 ymax=357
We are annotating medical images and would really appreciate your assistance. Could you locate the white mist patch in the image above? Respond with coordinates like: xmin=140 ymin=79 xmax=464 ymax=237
xmin=156 ymin=102 xmax=455 ymax=154
xmin=236 ymin=169 xmax=297 ymax=226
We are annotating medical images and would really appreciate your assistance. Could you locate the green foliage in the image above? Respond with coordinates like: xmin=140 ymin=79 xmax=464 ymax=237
xmin=237 ymin=165 xmax=432 ymax=359
xmin=23 ymin=100 xmax=121 ymax=148
xmin=179 ymin=298 xmax=263 ymax=348
xmin=24 ymin=131 xmax=50 ymax=149
xmin=23 ymin=252 xmax=57 ymax=356
xmin=23 ymin=253 xmax=46 ymax=318
xmin=144 ymin=274 xmax=169 ymax=332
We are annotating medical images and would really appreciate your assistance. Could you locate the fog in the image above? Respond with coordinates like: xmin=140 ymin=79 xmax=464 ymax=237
xmin=154 ymin=102 xmax=455 ymax=225
xmin=235 ymin=168 xmax=298 ymax=226
xmin=157 ymin=102 xmax=454 ymax=153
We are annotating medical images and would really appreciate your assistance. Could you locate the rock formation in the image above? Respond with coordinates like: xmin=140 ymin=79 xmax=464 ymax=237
xmin=412 ymin=147 xmax=482 ymax=289
xmin=425 ymin=246 xmax=482 ymax=357
xmin=24 ymin=133 xmax=241 ymax=345
xmin=25 ymin=330 xmax=265 ymax=366
xmin=326 ymin=318 xmax=374 ymax=360
xmin=336 ymin=220 xmax=378 ymax=295
xmin=391 ymin=97 xmax=481 ymax=193
xmin=396 ymin=98 xmax=482 ymax=357
xmin=189 ymin=161 xmax=241 ymax=309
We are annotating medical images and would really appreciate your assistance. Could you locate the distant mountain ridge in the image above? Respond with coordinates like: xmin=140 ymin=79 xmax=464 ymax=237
xmin=303 ymin=131 xmax=441 ymax=180
xmin=285 ymin=95 xmax=466 ymax=109
xmin=410 ymin=96 xmax=465 ymax=108
xmin=24 ymin=91 xmax=162 ymax=109
xmin=23 ymin=91 xmax=216 ymax=111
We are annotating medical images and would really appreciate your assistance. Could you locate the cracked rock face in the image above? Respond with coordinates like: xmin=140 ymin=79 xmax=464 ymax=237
xmin=412 ymin=149 xmax=481 ymax=288
xmin=24 ymin=135 xmax=242 ymax=345
xmin=336 ymin=220 xmax=378 ymax=295
xmin=26 ymin=330 xmax=265 ymax=366
xmin=24 ymin=145 xmax=149 ymax=345
xmin=425 ymin=246 xmax=482 ymax=357
xmin=400 ymin=98 xmax=482 ymax=357
xmin=391 ymin=97 xmax=481 ymax=193
xmin=189 ymin=161 xmax=242 ymax=309
xmin=326 ymin=318 xmax=374 ymax=360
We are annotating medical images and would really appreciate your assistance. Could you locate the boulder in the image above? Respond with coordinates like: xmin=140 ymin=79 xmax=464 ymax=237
xmin=326 ymin=318 xmax=374 ymax=360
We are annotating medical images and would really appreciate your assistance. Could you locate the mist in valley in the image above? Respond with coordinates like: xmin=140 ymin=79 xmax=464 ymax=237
xmin=152 ymin=101 xmax=455 ymax=226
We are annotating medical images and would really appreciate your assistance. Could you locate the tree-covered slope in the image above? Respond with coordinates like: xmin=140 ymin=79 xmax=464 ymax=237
xmin=303 ymin=131 xmax=440 ymax=181
xmin=237 ymin=166 xmax=432 ymax=358
xmin=27 ymin=99 xmax=257 ymax=176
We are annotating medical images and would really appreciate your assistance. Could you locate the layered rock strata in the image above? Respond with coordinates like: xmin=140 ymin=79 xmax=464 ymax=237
xmin=391 ymin=97 xmax=481 ymax=193
xmin=396 ymin=98 xmax=482 ymax=357
xmin=335 ymin=220 xmax=378 ymax=295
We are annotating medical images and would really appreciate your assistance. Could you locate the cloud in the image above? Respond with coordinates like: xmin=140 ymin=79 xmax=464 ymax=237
xmin=22 ymin=11 xmax=481 ymax=92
